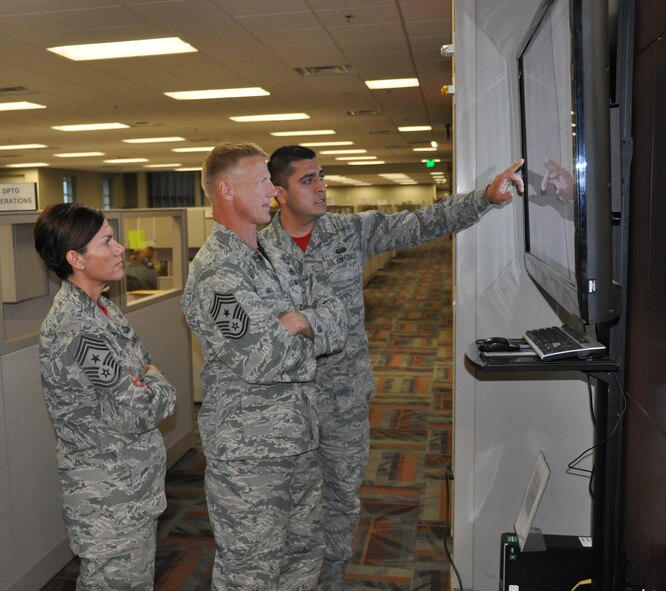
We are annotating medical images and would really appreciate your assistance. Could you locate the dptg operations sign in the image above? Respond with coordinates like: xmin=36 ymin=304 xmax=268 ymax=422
xmin=0 ymin=183 xmax=38 ymax=211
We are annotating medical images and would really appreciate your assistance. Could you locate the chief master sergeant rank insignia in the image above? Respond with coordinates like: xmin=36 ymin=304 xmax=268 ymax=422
xmin=211 ymin=292 xmax=249 ymax=340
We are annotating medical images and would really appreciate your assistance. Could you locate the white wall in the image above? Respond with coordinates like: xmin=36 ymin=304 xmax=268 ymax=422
xmin=452 ymin=1 xmax=594 ymax=590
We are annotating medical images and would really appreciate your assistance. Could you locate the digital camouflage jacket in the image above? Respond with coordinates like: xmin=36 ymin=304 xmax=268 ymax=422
xmin=181 ymin=222 xmax=348 ymax=461
xmin=39 ymin=280 xmax=176 ymax=554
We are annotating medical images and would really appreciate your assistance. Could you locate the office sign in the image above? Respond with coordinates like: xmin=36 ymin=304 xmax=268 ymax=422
xmin=0 ymin=183 xmax=38 ymax=211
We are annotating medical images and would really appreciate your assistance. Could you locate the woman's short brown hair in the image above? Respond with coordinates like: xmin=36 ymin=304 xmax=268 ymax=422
xmin=34 ymin=203 xmax=105 ymax=279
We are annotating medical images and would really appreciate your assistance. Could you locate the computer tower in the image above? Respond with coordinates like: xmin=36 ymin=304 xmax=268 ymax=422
xmin=499 ymin=532 xmax=592 ymax=591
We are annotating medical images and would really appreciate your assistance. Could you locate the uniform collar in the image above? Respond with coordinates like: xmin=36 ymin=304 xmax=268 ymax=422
xmin=60 ymin=279 xmax=115 ymax=321
xmin=212 ymin=220 xmax=259 ymax=254
xmin=268 ymin=210 xmax=335 ymax=247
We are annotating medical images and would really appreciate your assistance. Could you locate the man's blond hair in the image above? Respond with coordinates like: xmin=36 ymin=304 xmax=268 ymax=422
xmin=201 ymin=142 xmax=268 ymax=201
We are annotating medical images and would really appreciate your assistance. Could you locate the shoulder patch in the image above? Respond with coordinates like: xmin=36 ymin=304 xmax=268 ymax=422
xmin=210 ymin=293 xmax=249 ymax=340
xmin=74 ymin=335 xmax=122 ymax=388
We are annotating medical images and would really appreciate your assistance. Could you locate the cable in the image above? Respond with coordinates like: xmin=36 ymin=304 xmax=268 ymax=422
xmin=444 ymin=465 xmax=466 ymax=591
xmin=569 ymin=578 xmax=592 ymax=590
xmin=566 ymin=373 xmax=627 ymax=484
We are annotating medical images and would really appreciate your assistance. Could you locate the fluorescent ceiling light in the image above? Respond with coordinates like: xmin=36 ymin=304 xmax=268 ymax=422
xmin=335 ymin=156 xmax=377 ymax=161
xmin=320 ymin=149 xmax=367 ymax=155
xmin=365 ymin=78 xmax=419 ymax=90
xmin=176 ymin=167 xmax=202 ymax=171
xmin=47 ymin=37 xmax=197 ymax=61
xmin=230 ymin=113 xmax=309 ymax=122
xmin=144 ymin=163 xmax=182 ymax=168
xmin=398 ymin=125 xmax=432 ymax=132
xmin=301 ymin=141 xmax=353 ymax=147
xmin=123 ymin=136 xmax=185 ymax=144
xmin=348 ymin=160 xmax=385 ymax=165
xmin=0 ymin=101 xmax=46 ymax=111
xmin=7 ymin=162 xmax=49 ymax=168
xmin=380 ymin=173 xmax=412 ymax=181
xmin=104 ymin=158 xmax=149 ymax=164
xmin=421 ymin=159 xmax=441 ymax=163
xmin=52 ymin=122 xmax=129 ymax=132
xmin=271 ymin=130 xmax=335 ymax=137
xmin=413 ymin=147 xmax=436 ymax=152
xmin=172 ymin=146 xmax=214 ymax=153
xmin=325 ymin=175 xmax=371 ymax=186
xmin=0 ymin=143 xmax=47 ymax=150
xmin=54 ymin=152 xmax=105 ymax=157
xmin=165 ymin=88 xmax=269 ymax=100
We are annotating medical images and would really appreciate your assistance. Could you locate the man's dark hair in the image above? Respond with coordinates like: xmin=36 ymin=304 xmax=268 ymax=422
xmin=268 ymin=145 xmax=317 ymax=188
xmin=34 ymin=203 xmax=105 ymax=280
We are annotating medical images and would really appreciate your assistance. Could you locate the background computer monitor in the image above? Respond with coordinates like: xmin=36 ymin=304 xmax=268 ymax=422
xmin=518 ymin=0 xmax=617 ymax=325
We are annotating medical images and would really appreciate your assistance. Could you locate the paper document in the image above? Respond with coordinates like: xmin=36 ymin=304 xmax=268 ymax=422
xmin=514 ymin=450 xmax=551 ymax=550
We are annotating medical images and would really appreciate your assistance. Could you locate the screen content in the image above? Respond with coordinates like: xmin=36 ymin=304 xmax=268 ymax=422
xmin=522 ymin=0 xmax=577 ymax=283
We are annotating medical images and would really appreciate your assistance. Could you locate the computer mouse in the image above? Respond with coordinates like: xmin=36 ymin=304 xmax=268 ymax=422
xmin=477 ymin=336 xmax=522 ymax=353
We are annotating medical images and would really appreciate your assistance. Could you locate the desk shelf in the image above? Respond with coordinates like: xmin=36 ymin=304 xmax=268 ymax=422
xmin=466 ymin=343 xmax=620 ymax=374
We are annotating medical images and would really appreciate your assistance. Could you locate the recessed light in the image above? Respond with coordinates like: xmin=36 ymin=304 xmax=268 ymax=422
xmin=320 ymin=149 xmax=367 ymax=155
xmin=365 ymin=78 xmax=419 ymax=90
xmin=47 ymin=37 xmax=197 ymax=61
xmin=172 ymin=146 xmax=214 ymax=153
xmin=301 ymin=141 xmax=353 ymax=147
xmin=176 ymin=167 xmax=202 ymax=172
xmin=413 ymin=147 xmax=437 ymax=152
xmin=144 ymin=163 xmax=182 ymax=168
xmin=348 ymin=160 xmax=386 ymax=165
xmin=52 ymin=123 xmax=129 ymax=132
xmin=54 ymin=152 xmax=106 ymax=157
xmin=398 ymin=125 xmax=432 ymax=132
xmin=123 ymin=137 xmax=185 ymax=144
xmin=230 ymin=113 xmax=309 ymax=122
xmin=165 ymin=88 xmax=269 ymax=100
xmin=104 ymin=158 xmax=149 ymax=164
xmin=0 ymin=101 xmax=46 ymax=111
xmin=270 ymin=130 xmax=335 ymax=137
xmin=335 ymin=156 xmax=377 ymax=161
xmin=380 ymin=174 xmax=412 ymax=181
xmin=0 ymin=143 xmax=47 ymax=150
xmin=6 ymin=162 xmax=49 ymax=168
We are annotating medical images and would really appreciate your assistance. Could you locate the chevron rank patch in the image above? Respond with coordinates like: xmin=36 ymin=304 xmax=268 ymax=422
xmin=210 ymin=292 xmax=249 ymax=340
xmin=74 ymin=335 xmax=121 ymax=388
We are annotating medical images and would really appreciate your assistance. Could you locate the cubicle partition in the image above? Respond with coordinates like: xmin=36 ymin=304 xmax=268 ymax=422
xmin=0 ymin=208 xmax=194 ymax=591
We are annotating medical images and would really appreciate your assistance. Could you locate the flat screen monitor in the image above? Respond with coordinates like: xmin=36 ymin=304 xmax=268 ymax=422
xmin=518 ymin=0 xmax=616 ymax=325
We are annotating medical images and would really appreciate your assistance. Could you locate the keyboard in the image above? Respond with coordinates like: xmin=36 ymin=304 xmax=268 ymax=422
xmin=523 ymin=325 xmax=606 ymax=360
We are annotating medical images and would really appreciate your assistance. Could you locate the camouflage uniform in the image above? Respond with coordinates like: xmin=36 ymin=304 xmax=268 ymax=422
xmin=180 ymin=222 xmax=348 ymax=590
xmin=262 ymin=188 xmax=493 ymax=588
xmin=39 ymin=280 xmax=176 ymax=591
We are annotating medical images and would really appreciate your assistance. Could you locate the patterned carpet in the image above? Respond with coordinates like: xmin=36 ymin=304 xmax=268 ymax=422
xmin=41 ymin=237 xmax=456 ymax=591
